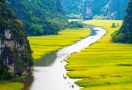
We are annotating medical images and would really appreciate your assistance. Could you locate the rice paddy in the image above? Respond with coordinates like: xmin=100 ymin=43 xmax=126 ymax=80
xmin=65 ymin=20 xmax=132 ymax=90
xmin=28 ymin=28 xmax=90 ymax=61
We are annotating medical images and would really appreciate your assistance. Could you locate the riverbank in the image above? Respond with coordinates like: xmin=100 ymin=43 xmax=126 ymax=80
xmin=28 ymin=28 xmax=91 ymax=62
xmin=22 ymin=22 xmax=106 ymax=90
xmin=0 ymin=28 xmax=91 ymax=90
xmin=65 ymin=20 xmax=132 ymax=90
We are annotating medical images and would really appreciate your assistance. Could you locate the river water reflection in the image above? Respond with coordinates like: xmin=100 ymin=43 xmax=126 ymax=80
xmin=23 ymin=26 xmax=106 ymax=90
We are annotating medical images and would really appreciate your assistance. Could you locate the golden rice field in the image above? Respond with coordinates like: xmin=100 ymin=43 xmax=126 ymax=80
xmin=66 ymin=20 xmax=132 ymax=90
xmin=28 ymin=28 xmax=90 ymax=61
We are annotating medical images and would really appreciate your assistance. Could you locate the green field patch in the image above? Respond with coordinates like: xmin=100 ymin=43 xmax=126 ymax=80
xmin=0 ymin=82 xmax=23 ymax=90
xmin=66 ymin=20 xmax=132 ymax=90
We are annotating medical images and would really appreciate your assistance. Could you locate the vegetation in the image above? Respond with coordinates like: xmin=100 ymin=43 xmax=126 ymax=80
xmin=65 ymin=20 xmax=132 ymax=90
xmin=1 ymin=0 xmax=131 ymax=90
xmin=28 ymin=28 xmax=91 ymax=61
xmin=111 ymin=0 xmax=132 ymax=43
xmin=61 ymin=0 xmax=129 ymax=20
xmin=0 ymin=0 xmax=34 ymax=89
xmin=0 ymin=0 xmax=88 ymax=89
xmin=7 ymin=0 xmax=68 ymax=35
xmin=0 ymin=0 xmax=33 ymax=82
xmin=60 ymin=0 xmax=82 ymax=19
xmin=68 ymin=21 xmax=83 ymax=28
xmin=0 ymin=22 xmax=90 ymax=90
xmin=93 ymin=15 xmax=108 ymax=20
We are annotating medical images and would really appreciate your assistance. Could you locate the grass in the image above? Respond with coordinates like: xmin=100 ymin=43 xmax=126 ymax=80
xmin=28 ymin=28 xmax=91 ymax=61
xmin=0 ymin=81 xmax=23 ymax=90
xmin=65 ymin=20 xmax=132 ymax=90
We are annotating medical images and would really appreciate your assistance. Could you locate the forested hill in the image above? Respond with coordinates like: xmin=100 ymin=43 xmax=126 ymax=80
xmin=7 ymin=0 xmax=68 ymax=35
xmin=0 ymin=0 xmax=33 ymax=79
xmin=60 ymin=0 xmax=82 ymax=19
xmin=111 ymin=0 xmax=132 ymax=43
xmin=61 ymin=0 xmax=129 ymax=20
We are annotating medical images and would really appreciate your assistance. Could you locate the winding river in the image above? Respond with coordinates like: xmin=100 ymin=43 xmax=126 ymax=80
xmin=23 ymin=25 xmax=106 ymax=90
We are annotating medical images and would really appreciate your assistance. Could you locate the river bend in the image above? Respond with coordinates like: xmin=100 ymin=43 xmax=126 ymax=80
xmin=23 ymin=25 xmax=106 ymax=90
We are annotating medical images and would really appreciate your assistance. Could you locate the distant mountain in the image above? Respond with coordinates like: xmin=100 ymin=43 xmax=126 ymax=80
xmin=61 ymin=0 xmax=129 ymax=20
xmin=7 ymin=0 xmax=68 ymax=35
xmin=111 ymin=0 xmax=132 ymax=43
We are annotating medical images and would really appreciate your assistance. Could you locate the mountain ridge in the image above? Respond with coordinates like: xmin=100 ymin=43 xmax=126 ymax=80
xmin=61 ymin=0 xmax=129 ymax=20
xmin=7 ymin=0 xmax=68 ymax=35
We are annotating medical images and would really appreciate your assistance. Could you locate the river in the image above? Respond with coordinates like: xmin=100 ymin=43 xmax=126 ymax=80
xmin=23 ymin=25 xmax=106 ymax=90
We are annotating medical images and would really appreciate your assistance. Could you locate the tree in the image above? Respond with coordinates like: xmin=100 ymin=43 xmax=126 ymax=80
xmin=111 ymin=23 xmax=116 ymax=28
xmin=68 ymin=21 xmax=83 ymax=28
xmin=111 ymin=0 xmax=132 ymax=43
xmin=29 ymin=24 xmax=44 ymax=35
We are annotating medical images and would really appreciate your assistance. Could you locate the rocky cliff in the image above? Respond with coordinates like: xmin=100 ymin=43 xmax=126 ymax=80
xmin=82 ymin=0 xmax=109 ymax=19
xmin=107 ymin=0 xmax=129 ymax=19
xmin=0 ymin=0 xmax=33 ymax=79
xmin=61 ymin=0 xmax=129 ymax=20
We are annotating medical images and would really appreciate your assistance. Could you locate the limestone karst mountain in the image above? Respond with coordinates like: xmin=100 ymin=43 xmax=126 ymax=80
xmin=7 ymin=0 xmax=68 ymax=35
xmin=0 ymin=0 xmax=33 ymax=80
xmin=111 ymin=0 xmax=132 ymax=43
xmin=61 ymin=0 xmax=129 ymax=20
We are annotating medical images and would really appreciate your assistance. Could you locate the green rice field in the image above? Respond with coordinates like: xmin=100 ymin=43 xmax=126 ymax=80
xmin=66 ymin=20 xmax=132 ymax=90
xmin=28 ymin=28 xmax=90 ymax=61
xmin=0 ymin=82 xmax=23 ymax=90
